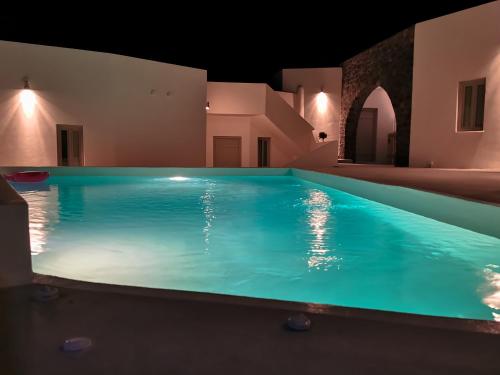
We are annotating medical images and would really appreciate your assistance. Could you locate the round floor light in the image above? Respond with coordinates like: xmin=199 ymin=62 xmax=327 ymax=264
xmin=286 ymin=313 xmax=311 ymax=331
xmin=32 ymin=285 xmax=59 ymax=302
xmin=61 ymin=337 xmax=93 ymax=352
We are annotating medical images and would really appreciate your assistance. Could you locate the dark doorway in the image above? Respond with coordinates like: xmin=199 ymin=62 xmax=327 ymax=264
xmin=355 ymin=108 xmax=377 ymax=162
xmin=258 ymin=137 xmax=271 ymax=167
xmin=57 ymin=124 xmax=84 ymax=166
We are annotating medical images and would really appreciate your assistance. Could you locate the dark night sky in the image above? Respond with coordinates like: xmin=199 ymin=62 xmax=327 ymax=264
xmin=0 ymin=1 xmax=493 ymax=84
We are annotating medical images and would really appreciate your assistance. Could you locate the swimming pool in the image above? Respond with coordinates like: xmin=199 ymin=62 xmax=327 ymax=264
xmin=11 ymin=169 xmax=500 ymax=321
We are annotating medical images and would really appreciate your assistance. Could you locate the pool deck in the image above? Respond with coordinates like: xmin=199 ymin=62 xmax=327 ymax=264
xmin=314 ymin=164 xmax=500 ymax=205
xmin=2 ymin=278 xmax=500 ymax=375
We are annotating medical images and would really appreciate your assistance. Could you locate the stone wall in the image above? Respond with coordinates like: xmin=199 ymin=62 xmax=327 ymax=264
xmin=339 ymin=27 xmax=414 ymax=166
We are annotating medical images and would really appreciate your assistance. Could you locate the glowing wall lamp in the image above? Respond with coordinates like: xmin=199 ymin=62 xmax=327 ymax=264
xmin=317 ymin=87 xmax=327 ymax=114
xmin=205 ymin=101 xmax=210 ymax=111
xmin=20 ymin=76 xmax=36 ymax=117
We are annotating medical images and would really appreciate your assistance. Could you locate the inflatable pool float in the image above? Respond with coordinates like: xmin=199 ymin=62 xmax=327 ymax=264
xmin=4 ymin=171 xmax=49 ymax=183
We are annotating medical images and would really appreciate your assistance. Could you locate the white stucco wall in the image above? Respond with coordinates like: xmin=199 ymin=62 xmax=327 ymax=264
xmin=0 ymin=41 xmax=207 ymax=167
xmin=207 ymin=82 xmax=265 ymax=115
xmin=206 ymin=115 xmax=252 ymax=167
xmin=410 ymin=1 xmax=500 ymax=168
xmin=363 ymin=87 xmax=396 ymax=163
xmin=250 ymin=116 xmax=301 ymax=167
xmin=276 ymin=91 xmax=295 ymax=108
xmin=206 ymin=82 xmax=319 ymax=167
xmin=206 ymin=115 xmax=299 ymax=168
xmin=281 ymin=68 xmax=342 ymax=147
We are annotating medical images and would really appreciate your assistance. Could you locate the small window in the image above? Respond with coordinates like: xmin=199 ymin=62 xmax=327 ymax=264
xmin=458 ymin=78 xmax=486 ymax=131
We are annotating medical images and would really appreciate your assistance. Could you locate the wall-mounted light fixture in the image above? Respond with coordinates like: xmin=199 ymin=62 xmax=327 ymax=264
xmin=23 ymin=77 xmax=30 ymax=90
xmin=317 ymin=87 xmax=328 ymax=114
xmin=20 ymin=76 xmax=36 ymax=117
xmin=206 ymin=101 xmax=210 ymax=111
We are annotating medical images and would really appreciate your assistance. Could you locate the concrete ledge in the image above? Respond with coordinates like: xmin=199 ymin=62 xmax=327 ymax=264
xmin=293 ymin=168 xmax=500 ymax=239
xmin=0 ymin=175 xmax=26 ymax=205
xmin=0 ymin=176 xmax=32 ymax=287
xmin=288 ymin=141 xmax=338 ymax=169
xmin=33 ymin=274 xmax=500 ymax=335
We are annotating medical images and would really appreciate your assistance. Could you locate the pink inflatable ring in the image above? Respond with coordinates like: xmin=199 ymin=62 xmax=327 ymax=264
xmin=4 ymin=171 xmax=49 ymax=183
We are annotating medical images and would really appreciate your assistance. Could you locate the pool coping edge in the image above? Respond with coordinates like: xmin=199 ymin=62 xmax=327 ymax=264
xmin=33 ymin=273 xmax=500 ymax=335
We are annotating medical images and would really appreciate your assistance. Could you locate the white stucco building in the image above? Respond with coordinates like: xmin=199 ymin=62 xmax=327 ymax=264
xmin=0 ymin=1 xmax=499 ymax=169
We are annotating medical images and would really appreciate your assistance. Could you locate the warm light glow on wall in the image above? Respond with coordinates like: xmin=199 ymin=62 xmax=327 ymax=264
xmin=317 ymin=91 xmax=328 ymax=114
xmin=20 ymin=89 xmax=36 ymax=117
xmin=20 ymin=78 xmax=36 ymax=117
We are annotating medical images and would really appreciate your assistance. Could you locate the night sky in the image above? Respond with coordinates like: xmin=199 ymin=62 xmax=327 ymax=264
xmin=0 ymin=1 xmax=493 ymax=84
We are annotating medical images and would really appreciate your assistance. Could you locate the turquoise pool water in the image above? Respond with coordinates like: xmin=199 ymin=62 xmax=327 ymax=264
xmin=13 ymin=175 xmax=500 ymax=321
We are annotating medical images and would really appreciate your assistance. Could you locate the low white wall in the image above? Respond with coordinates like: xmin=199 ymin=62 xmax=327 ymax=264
xmin=410 ymin=2 xmax=500 ymax=168
xmin=0 ymin=41 xmax=207 ymax=167
xmin=293 ymin=169 xmax=500 ymax=239
xmin=288 ymin=141 xmax=338 ymax=169
xmin=0 ymin=177 xmax=32 ymax=287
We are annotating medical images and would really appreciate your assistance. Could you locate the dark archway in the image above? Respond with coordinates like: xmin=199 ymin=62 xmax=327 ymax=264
xmin=339 ymin=27 xmax=414 ymax=166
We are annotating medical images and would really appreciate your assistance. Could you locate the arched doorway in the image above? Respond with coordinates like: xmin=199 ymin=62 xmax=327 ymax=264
xmin=355 ymin=87 xmax=396 ymax=164
xmin=339 ymin=27 xmax=414 ymax=166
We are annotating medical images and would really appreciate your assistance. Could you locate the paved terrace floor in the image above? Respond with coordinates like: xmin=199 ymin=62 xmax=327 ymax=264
xmin=314 ymin=164 xmax=500 ymax=205
xmin=1 ymin=282 xmax=500 ymax=375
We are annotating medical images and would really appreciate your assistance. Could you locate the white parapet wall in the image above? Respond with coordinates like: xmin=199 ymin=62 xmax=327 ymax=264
xmin=288 ymin=141 xmax=338 ymax=169
xmin=292 ymin=169 xmax=500 ymax=239
xmin=0 ymin=176 xmax=32 ymax=287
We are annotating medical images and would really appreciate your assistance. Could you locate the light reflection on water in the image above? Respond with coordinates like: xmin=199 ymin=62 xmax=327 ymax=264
xmin=12 ymin=183 xmax=59 ymax=255
xmin=483 ymin=265 xmax=500 ymax=321
xmin=304 ymin=189 xmax=340 ymax=271
xmin=201 ymin=181 xmax=216 ymax=253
